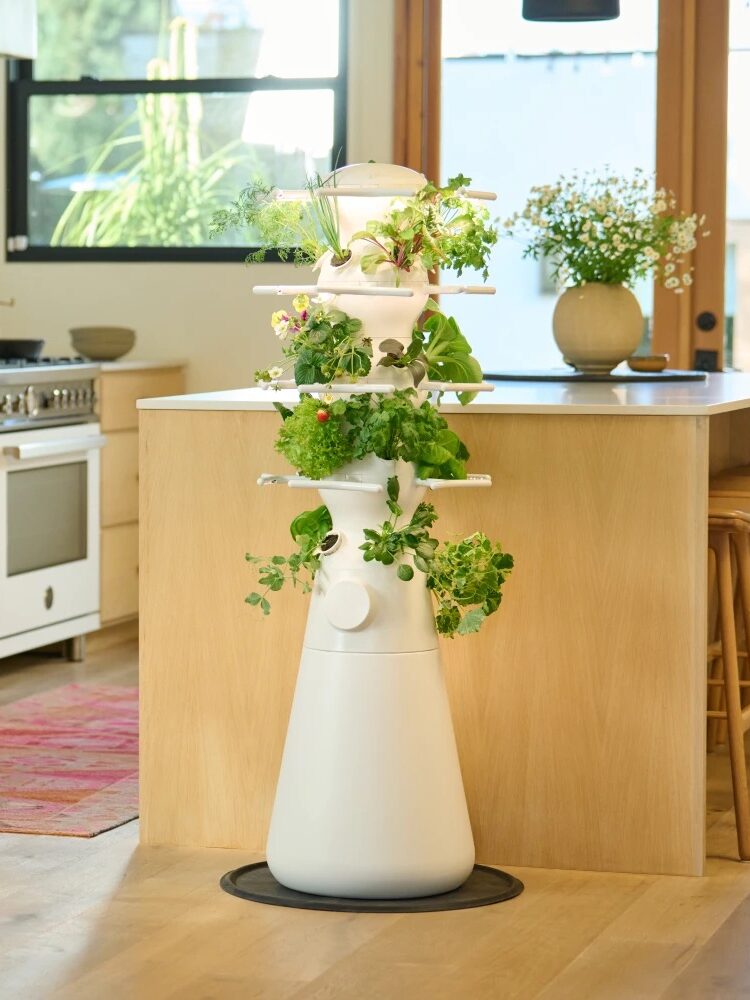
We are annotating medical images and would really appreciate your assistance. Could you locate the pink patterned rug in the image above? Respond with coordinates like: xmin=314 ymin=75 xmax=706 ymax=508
xmin=0 ymin=684 xmax=138 ymax=837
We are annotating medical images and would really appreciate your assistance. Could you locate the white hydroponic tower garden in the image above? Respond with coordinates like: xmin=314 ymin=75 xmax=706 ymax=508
xmin=253 ymin=163 xmax=498 ymax=900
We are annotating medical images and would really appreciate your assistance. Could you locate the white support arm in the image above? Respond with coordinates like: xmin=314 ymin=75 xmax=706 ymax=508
xmin=427 ymin=285 xmax=496 ymax=295
xmin=415 ymin=474 xmax=493 ymax=490
xmin=422 ymin=381 xmax=496 ymax=393
xmin=256 ymin=381 xmax=397 ymax=394
xmin=253 ymin=284 xmax=414 ymax=298
xmin=274 ymin=186 xmax=496 ymax=202
xmin=257 ymin=473 xmax=384 ymax=494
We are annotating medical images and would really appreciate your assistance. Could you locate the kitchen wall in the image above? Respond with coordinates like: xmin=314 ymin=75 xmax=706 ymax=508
xmin=0 ymin=1 xmax=394 ymax=393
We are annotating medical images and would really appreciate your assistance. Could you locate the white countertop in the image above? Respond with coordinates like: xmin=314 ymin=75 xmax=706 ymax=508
xmin=136 ymin=372 xmax=750 ymax=417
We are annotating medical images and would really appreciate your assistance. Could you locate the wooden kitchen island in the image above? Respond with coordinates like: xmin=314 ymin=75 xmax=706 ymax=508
xmin=138 ymin=374 xmax=750 ymax=876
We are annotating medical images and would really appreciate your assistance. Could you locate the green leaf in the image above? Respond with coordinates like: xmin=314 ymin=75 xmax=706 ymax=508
xmin=387 ymin=476 xmax=400 ymax=503
xmin=260 ymin=597 xmax=271 ymax=615
xmin=290 ymin=505 xmax=332 ymax=544
xmin=273 ymin=402 xmax=294 ymax=421
xmin=457 ymin=608 xmax=486 ymax=635
xmin=246 ymin=592 xmax=262 ymax=606
xmin=398 ymin=563 xmax=415 ymax=581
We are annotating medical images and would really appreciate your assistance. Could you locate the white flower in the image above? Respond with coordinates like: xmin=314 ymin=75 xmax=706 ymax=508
xmin=664 ymin=263 xmax=676 ymax=275
xmin=682 ymin=273 xmax=693 ymax=286
xmin=268 ymin=366 xmax=283 ymax=380
xmin=665 ymin=276 xmax=680 ymax=289
xmin=321 ymin=392 xmax=335 ymax=404
xmin=579 ymin=233 xmax=591 ymax=244
xmin=603 ymin=217 xmax=614 ymax=228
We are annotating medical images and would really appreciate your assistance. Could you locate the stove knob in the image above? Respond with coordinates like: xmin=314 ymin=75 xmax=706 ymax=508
xmin=24 ymin=386 xmax=37 ymax=417
xmin=51 ymin=388 xmax=61 ymax=409
xmin=2 ymin=393 xmax=13 ymax=415
xmin=60 ymin=388 xmax=70 ymax=409
xmin=16 ymin=393 xmax=26 ymax=416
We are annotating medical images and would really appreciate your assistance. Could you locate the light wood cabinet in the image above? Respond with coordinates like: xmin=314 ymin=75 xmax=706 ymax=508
xmin=100 ymin=523 xmax=139 ymax=623
xmin=98 ymin=364 xmax=185 ymax=626
xmin=101 ymin=429 xmax=138 ymax=527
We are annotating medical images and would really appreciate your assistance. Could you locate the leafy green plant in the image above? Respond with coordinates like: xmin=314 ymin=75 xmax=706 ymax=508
xmin=377 ymin=304 xmax=483 ymax=404
xmin=245 ymin=505 xmax=332 ymax=614
xmin=274 ymin=390 xmax=470 ymax=482
xmin=254 ymin=295 xmax=371 ymax=386
xmin=360 ymin=477 xmax=438 ymax=574
xmin=275 ymin=395 xmax=356 ymax=480
xmin=210 ymin=172 xmax=350 ymax=266
xmin=347 ymin=391 xmax=469 ymax=480
xmin=352 ymin=174 xmax=498 ymax=280
xmin=360 ymin=478 xmax=514 ymax=637
xmin=427 ymin=534 xmax=514 ymax=637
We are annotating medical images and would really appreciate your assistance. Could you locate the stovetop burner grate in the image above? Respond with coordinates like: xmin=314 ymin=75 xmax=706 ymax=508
xmin=0 ymin=356 xmax=89 ymax=368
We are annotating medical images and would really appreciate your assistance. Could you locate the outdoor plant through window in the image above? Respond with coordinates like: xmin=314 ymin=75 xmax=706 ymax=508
xmin=8 ymin=0 xmax=346 ymax=259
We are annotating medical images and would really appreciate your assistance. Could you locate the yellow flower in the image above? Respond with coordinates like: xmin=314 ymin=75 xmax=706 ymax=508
xmin=293 ymin=294 xmax=310 ymax=313
xmin=271 ymin=310 xmax=287 ymax=328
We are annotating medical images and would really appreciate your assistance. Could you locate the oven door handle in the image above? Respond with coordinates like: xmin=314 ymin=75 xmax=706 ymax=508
xmin=2 ymin=434 xmax=107 ymax=461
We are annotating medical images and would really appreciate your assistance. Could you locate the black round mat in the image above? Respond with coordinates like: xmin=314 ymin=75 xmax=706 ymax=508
xmin=220 ymin=862 xmax=523 ymax=913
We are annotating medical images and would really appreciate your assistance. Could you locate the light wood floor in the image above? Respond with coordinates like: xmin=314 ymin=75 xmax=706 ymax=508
xmin=2 ymin=642 xmax=750 ymax=999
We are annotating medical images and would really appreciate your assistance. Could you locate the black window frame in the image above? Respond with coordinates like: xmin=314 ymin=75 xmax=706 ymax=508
xmin=6 ymin=0 xmax=348 ymax=263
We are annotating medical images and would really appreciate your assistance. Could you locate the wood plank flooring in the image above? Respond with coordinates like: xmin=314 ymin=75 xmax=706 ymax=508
xmin=1 ymin=641 xmax=750 ymax=999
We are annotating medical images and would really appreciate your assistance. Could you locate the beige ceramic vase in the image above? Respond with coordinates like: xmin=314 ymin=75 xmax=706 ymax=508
xmin=552 ymin=283 xmax=643 ymax=374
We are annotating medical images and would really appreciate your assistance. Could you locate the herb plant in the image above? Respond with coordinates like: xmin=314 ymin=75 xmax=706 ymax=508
xmin=245 ymin=505 xmax=332 ymax=614
xmin=274 ymin=390 xmax=470 ymax=482
xmin=378 ymin=304 xmax=483 ymax=404
xmin=360 ymin=477 xmax=439 ymax=575
xmin=210 ymin=173 xmax=350 ymax=267
xmin=352 ymin=174 xmax=498 ymax=280
xmin=254 ymin=295 xmax=371 ymax=386
xmin=360 ymin=478 xmax=513 ymax=637
xmin=427 ymin=534 xmax=514 ymax=637
xmin=504 ymin=169 xmax=709 ymax=291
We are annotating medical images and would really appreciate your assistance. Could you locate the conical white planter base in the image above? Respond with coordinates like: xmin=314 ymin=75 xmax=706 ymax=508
xmin=267 ymin=647 xmax=475 ymax=899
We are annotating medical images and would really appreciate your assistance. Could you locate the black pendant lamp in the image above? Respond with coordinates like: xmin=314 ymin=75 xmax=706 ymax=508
xmin=522 ymin=0 xmax=619 ymax=20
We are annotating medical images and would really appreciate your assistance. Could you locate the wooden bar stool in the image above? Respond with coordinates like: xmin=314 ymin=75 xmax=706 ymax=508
xmin=709 ymin=469 xmax=750 ymax=747
xmin=708 ymin=503 xmax=750 ymax=861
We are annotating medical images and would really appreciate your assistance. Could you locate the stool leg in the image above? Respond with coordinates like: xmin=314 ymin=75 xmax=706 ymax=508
xmin=717 ymin=532 xmax=750 ymax=861
xmin=708 ymin=546 xmax=724 ymax=751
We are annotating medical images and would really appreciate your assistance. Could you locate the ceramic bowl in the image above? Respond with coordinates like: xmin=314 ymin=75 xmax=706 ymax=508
xmin=70 ymin=326 xmax=136 ymax=361
xmin=627 ymin=354 xmax=669 ymax=373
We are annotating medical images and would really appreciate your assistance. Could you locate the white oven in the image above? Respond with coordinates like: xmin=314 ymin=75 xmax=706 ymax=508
xmin=0 ymin=421 xmax=105 ymax=657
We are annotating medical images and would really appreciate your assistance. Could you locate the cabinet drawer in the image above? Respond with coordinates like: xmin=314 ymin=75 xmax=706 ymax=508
xmin=101 ymin=523 xmax=139 ymax=623
xmin=99 ymin=368 xmax=185 ymax=432
xmin=101 ymin=430 xmax=139 ymax=527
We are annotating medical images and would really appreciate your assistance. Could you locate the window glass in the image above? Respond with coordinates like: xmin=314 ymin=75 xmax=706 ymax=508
xmin=441 ymin=0 xmax=658 ymax=372
xmin=8 ymin=463 xmax=87 ymax=576
xmin=28 ymin=89 xmax=335 ymax=247
xmin=34 ymin=0 xmax=339 ymax=81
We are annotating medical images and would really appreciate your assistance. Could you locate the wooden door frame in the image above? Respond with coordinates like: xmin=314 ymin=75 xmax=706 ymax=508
xmin=654 ymin=0 xmax=729 ymax=370
xmin=393 ymin=0 xmax=441 ymax=180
